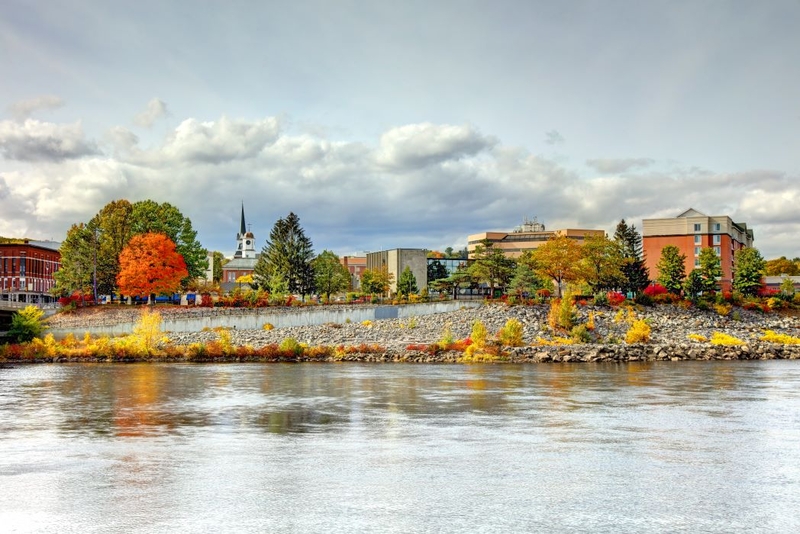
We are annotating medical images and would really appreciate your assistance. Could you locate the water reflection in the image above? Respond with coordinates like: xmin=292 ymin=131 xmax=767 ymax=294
xmin=2 ymin=361 xmax=800 ymax=533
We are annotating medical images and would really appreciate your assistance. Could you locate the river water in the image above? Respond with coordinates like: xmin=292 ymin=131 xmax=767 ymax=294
xmin=1 ymin=361 xmax=799 ymax=533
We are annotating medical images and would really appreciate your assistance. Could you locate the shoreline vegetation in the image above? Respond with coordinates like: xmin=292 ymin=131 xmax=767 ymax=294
xmin=3 ymin=295 xmax=800 ymax=364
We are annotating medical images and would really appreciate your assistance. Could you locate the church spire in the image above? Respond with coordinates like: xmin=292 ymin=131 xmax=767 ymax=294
xmin=239 ymin=202 xmax=247 ymax=238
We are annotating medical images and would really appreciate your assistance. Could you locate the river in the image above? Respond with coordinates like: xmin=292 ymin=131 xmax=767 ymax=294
xmin=1 ymin=361 xmax=799 ymax=533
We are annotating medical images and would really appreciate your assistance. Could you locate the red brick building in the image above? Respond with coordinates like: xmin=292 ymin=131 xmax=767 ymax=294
xmin=341 ymin=256 xmax=366 ymax=291
xmin=0 ymin=240 xmax=61 ymax=304
xmin=643 ymin=208 xmax=754 ymax=290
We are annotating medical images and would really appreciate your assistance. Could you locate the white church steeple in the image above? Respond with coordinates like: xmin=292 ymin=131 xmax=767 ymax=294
xmin=234 ymin=203 xmax=256 ymax=259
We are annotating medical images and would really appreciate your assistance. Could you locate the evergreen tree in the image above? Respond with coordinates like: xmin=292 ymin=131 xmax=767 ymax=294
xmin=427 ymin=259 xmax=449 ymax=284
xmin=254 ymin=212 xmax=315 ymax=299
xmin=507 ymin=262 xmax=545 ymax=297
xmin=655 ymin=245 xmax=687 ymax=294
xmin=397 ymin=266 xmax=418 ymax=298
xmin=614 ymin=219 xmax=650 ymax=295
xmin=733 ymin=247 xmax=766 ymax=296
xmin=683 ymin=270 xmax=705 ymax=301
xmin=467 ymin=239 xmax=515 ymax=297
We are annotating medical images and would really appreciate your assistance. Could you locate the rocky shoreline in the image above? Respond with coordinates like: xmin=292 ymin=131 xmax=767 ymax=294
xmin=34 ymin=302 xmax=800 ymax=363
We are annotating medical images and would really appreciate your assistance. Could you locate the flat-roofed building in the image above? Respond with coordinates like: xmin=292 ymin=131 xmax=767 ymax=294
xmin=642 ymin=208 xmax=754 ymax=290
xmin=341 ymin=256 xmax=366 ymax=290
xmin=0 ymin=240 xmax=61 ymax=305
xmin=366 ymin=249 xmax=427 ymax=295
xmin=467 ymin=218 xmax=605 ymax=259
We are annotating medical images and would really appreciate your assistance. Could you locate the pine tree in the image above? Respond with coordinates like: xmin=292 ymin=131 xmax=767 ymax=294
xmin=254 ymin=212 xmax=315 ymax=299
xmin=614 ymin=219 xmax=650 ymax=295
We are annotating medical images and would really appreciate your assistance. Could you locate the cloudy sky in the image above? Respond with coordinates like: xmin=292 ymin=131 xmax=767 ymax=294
xmin=1 ymin=0 xmax=798 ymax=259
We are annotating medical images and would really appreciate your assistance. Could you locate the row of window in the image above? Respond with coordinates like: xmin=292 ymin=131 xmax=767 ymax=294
xmin=693 ymin=234 xmax=723 ymax=245
xmin=694 ymin=223 xmax=722 ymax=232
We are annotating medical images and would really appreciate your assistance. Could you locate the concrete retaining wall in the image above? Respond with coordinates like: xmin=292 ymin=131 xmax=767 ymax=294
xmin=46 ymin=301 xmax=482 ymax=338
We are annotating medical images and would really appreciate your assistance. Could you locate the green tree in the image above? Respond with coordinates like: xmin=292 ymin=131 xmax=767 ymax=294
xmin=89 ymin=199 xmax=134 ymax=295
xmin=530 ymin=235 xmax=583 ymax=297
xmin=313 ymin=250 xmax=350 ymax=301
xmin=579 ymin=234 xmax=625 ymax=293
xmin=468 ymin=239 xmax=515 ymax=297
xmin=9 ymin=305 xmax=45 ymax=342
xmin=697 ymin=247 xmax=722 ymax=293
xmin=507 ymin=262 xmax=545 ymax=297
xmin=396 ymin=266 xmax=418 ymax=298
xmin=733 ymin=247 xmax=766 ymax=296
xmin=254 ymin=212 xmax=315 ymax=299
xmin=683 ymin=270 xmax=705 ymax=301
xmin=655 ymin=245 xmax=687 ymax=294
xmin=53 ymin=223 xmax=95 ymax=297
xmin=613 ymin=220 xmax=650 ymax=295
xmin=212 ymin=251 xmax=228 ymax=283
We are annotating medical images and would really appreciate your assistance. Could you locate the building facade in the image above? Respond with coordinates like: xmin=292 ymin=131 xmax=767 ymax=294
xmin=366 ymin=249 xmax=427 ymax=295
xmin=341 ymin=256 xmax=366 ymax=291
xmin=642 ymin=208 xmax=754 ymax=290
xmin=468 ymin=218 xmax=605 ymax=258
xmin=0 ymin=240 xmax=61 ymax=304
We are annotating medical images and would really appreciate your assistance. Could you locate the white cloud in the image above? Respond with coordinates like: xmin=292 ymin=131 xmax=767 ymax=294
xmin=2 ymin=113 xmax=799 ymax=260
xmin=376 ymin=123 xmax=495 ymax=169
xmin=0 ymin=119 xmax=99 ymax=161
xmin=7 ymin=95 xmax=65 ymax=121
xmin=133 ymin=98 xmax=169 ymax=127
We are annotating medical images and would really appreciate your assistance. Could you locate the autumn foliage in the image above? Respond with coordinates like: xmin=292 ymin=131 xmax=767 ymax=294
xmin=116 ymin=232 xmax=188 ymax=297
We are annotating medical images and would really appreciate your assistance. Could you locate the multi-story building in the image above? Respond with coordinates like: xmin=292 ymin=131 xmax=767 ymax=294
xmin=341 ymin=256 xmax=366 ymax=291
xmin=0 ymin=240 xmax=61 ymax=304
xmin=366 ymin=249 xmax=427 ymax=295
xmin=467 ymin=218 xmax=605 ymax=258
xmin=642 ymin=208 xmax=754 ymax=290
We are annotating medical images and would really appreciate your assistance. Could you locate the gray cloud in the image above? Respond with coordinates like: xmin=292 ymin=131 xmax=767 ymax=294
xmin=544 ymin=130 xmax=565 ymax=145
xmin=7 ymin=95 xmax=65 ymax=121
xmin=133 ymin=98 xmax=169 ymax=127
xmin=586 ymin=157 xmax=655 ymax=174
xmin=376 ymin=123 xmax=495 ymax=169
xmin=3 ymin=114 xmax=798 ymax=261
xmin=0 ymin=119 xmax=100 ymax=161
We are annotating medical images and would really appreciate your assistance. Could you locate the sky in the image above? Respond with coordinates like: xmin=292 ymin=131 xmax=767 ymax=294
xmin=1 ymin=0 xmax=798 ymax=259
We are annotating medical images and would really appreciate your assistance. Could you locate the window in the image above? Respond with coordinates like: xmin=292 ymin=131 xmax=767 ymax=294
xmin=693 ymin=223 xmax=701 ymax=232
xmin=694 ymin=258 xmax=700 ymax=267
xmin=713 ymin=223 xmax=721 ymax=232
xmin=714 ymin=246 xmax=721 ymax=256
xmin=694 ymin=235 xmax=701 ymax=244
xmin=713 ymin=235 xmax=721 ymax=245
xmin=694 ymin=247 xmax=701 ymax=255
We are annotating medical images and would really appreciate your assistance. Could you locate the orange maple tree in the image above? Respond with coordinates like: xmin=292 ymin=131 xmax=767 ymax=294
xmin=116 ymin=232 xmax=189 ymax=297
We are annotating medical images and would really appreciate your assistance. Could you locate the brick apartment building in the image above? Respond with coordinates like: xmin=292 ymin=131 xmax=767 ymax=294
xmin=0 ymin=240 xmax=61 ymax=304
xmin=341 ymin=256 xmax=366 ymax=291
xmin=643 ymin=208 xmax=754 ymax=290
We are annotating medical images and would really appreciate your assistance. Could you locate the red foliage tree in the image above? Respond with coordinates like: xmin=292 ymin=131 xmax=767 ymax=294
xmin=116 ymin=232 xmax=189 ymax=297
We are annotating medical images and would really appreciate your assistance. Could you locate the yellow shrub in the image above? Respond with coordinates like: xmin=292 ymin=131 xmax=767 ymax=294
xmin=625 ymin=319 xmax=651 ymax=344
xmin=760 ymin=330 xmax=800 ymax=345
xmin=586 ymin=311 xmax=596 ymax=331
xmin=361 ymin=320 xmax=373 ymax=327
xmin=470 ymin=320 xmax=488 ymax=348
xmin=497 ymin=318 xmax=524 ymax=347
xmin=132 ymin=308 xmax=163 ymax=354
xmin=710 ymin=332 xmax=745 ymax=346
xmin=218 ymin=329 xmax=233 ymax=355
xmin=714 ymin=303 xmax=732 ymax=317
xmin=262 ymin=323 xmax=274 ymax=331
xmin=438 ymin=323 xmax=455 ymax=348
xmin=687 ymin=333 xmax=708 ymax=343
